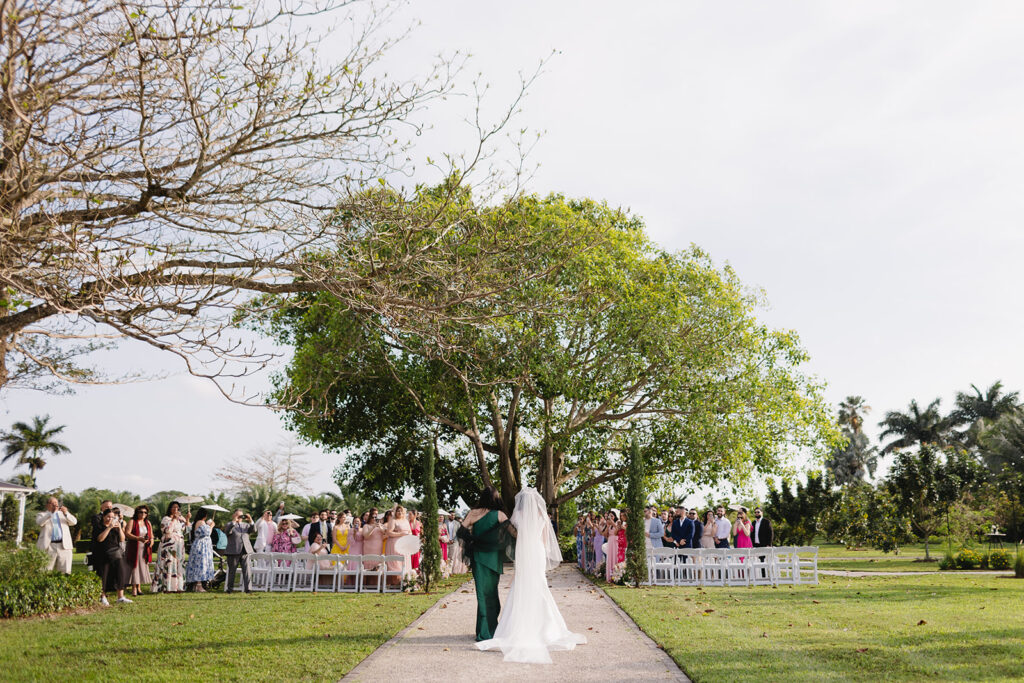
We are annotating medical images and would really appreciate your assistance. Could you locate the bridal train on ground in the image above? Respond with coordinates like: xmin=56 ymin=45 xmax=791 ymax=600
xmin=475 ymin=487 xmax=587 ymax=664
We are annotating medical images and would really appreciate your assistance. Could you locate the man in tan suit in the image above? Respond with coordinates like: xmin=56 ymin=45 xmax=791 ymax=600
xmin=36 ymin=496 xmax=77 ymax=574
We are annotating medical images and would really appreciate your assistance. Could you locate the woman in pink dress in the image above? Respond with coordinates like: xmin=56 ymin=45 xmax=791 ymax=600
xmin=617 ymin=510 xmax=627 ymax=565
xmin=361 ymin=510 xmax=386 ymax=577
xmin=385 ymin=506 xmax=412 ymax=583
xmin=733 ymin=508 xmax=753 ymax=561
xmin=409 ymin=511 xmax=422 ymax=572
xmin=270 ymin=520 xmax=300 ymax=553
xmin=348 ymin=513 xmax=364 ymax=563
xmin=601 ymin=511 xmax=620 ymax=582
xmin=438 ymin=514 xmax=450 ymax=564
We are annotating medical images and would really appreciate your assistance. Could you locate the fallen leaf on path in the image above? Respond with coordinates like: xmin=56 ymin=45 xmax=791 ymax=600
xmin=443 ymin=648 xmax=450 ymax=652
xmin=587 ymin=627 xmax=593 ymax=630
xmin=440 ymin=604 xmax=447 ymax=609
xmin=417 ymin=627 xmax=425 ymax=630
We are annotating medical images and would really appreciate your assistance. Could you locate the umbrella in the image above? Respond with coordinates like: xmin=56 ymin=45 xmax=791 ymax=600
xmin=112 ymin=503 xmax=134 ymax=516
xmin=174 ymin=495 xmax=204 ymax=516
xmin=437 ymin=508 xmax=450 ymax=516
xmin=201 ymin=504 xmax=230 ymax=513
xmin=279 ymin=513 xmax=303 ymax=520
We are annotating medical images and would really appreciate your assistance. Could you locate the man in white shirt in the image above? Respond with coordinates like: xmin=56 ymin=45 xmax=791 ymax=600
xmin=36 ymin=497 xmax=77 ymax=574
xmin=253 ymin=510 xmax=274 ymax=552
xmin=714 ymin=506 xmax=731 ymax=549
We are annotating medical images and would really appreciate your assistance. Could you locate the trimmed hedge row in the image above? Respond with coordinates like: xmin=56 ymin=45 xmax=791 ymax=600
xmin=939 ymin=548 xmax=1016 ymax=571
xmin=0 ymin=571 xmax=101 ymax=618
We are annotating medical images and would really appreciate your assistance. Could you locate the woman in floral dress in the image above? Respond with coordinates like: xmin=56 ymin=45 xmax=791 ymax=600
xmin=154 ymin=501 xmax=189 ymax=593
xmin=184 ymin=509 xmax=215 ymax=591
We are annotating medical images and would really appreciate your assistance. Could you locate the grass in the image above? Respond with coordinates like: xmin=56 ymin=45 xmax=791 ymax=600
xmin=818 ymin=558 xmax=941 ymax=572
xmin=605 ymin=573 xmax=1024 ymax=682
xmin=0 ymin=577 xmax=463 ymax=682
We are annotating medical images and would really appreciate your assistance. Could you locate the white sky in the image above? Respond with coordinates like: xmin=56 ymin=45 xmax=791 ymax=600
xmin=5 ymin=1 xmax=1024 ymax=500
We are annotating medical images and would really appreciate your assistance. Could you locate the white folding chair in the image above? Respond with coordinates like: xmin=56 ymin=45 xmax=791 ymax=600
xmin=750 ymin=547 xmax=774 ymax=586
xmin=382 ymin=554 xmax=405 ymax=592
xmin=700 ymin=548 xmax=726 ymax=586
xmin=247 ymin=552 xmax=273 ymax=592
xmin=291 ymin=553 xmax=317 ymax=592
xmin=772 ymin=546 xmax=796 ymax=585
xmin=794 ymin=546 xmax=819 ymax=585
xmin=315 ymin=554 xmax=343 ymax=592
xmin=337 ymin=554 xmax=361 ymax=593
xmin=674 ymin=549 xmax=701 ymax=586
xmin=725 ymin=549 xmax=751 ymax=586
xmin=359 ymin=555 xmax=385 ymax=593
xmin=650 ymin=548 xmax=676 ymax=586
xmin=270 ymin=552 xmax=295 ymax=592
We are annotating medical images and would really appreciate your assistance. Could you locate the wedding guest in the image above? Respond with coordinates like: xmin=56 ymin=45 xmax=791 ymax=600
xmin=96 ymin=508 xmax=131 ymax=605
xmin=670 ymin=507 xmax=691 ymax=549
xmin=348 ymin=513 xmax=365 ymax=556
xmin=751 ymin=507 xmax=774 ymax=548
xmin=714 ymin=506 xmax=731 ymax=548
xmin=254 ymin=510 xmax=274 ymax=552
xmin=700 ymin=510 xmax=716 ymax=549
xmin=331 ymin=512 xmax=351 ymax=554
xmin=223 ymin=510 xmax=253 ymax=593
xmin=438 ymin=513 xmax=450 ymax=564
xmin=409 ymin=510 xmax=422 ymax=572
xmin=36 ymin=496 xmax=76 ymax=574
xmin=733 ymin=507 xmax=753 ymax=560
xmin=300 ymin=513 xmax=316 ymax=550
xmin=601 ymin=511 xmax=620 ymax=581
xmin=660 ymin=509 xmax=673 ymax=548
xmin=385 ymin=506 xmax=412 ymax=582
xmin=271 ymin=519 xmax=301 ymax=553
xmin=154 ymin=501 xmax=188 ymax=593
xmin=593 ymin=515 xmax=605 ymax=571
xmin=272 ymin=501 xmax=285 ymax=523
xmin=124 ymin=505 xmax=153 ymax=595
xmin=185 ymin=509 xmax=215 ymax=592
xmin=688 ymin=508 xmax=704 ymax=553
xmin=445 ymin=514 xmax=460 ymax=564
xmin=308 ymin=509 xmax=333 ymax=549
xmin=617 ymin=510 xmax=627 ymax=565
xmin=361 ymin=510 xmax=386 ymax=575
xmin=646 ymin=506 xmax=664 ymax=548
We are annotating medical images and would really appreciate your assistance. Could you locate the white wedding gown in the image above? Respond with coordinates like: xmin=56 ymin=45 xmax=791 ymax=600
xmin=475 ymin=487 xmax=587 ymax=664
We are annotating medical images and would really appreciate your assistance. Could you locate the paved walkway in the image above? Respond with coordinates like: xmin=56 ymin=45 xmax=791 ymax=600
xmin=343 ymin=565 xmax=689 ymax=682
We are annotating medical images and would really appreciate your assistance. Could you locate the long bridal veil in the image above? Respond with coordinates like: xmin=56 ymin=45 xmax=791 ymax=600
xmin=475 ymin=487 xmax=586 ymax=664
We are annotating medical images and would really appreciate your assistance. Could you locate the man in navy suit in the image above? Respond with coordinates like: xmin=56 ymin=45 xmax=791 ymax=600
xmin=688 ymin=508 xmax=704 ymax=549
xmin=307 ymin=509 xmax=333 ymax=549
xmin=671 ymin=506 xmax=694 ymax=547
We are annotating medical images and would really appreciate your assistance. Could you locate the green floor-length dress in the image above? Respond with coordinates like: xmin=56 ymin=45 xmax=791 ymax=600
xmin=471 ymin=509 xmax=503 ymax=641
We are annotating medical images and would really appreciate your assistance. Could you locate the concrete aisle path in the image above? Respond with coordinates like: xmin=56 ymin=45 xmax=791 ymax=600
xmin=343 ymin=565 xmax=689 ymax=683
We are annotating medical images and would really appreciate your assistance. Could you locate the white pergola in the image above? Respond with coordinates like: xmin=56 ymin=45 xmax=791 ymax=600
xmin=0 ymin=480 xmax=35 ymax=545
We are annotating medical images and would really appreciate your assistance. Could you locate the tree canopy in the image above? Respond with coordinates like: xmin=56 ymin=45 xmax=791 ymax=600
xmin=252 ymin=190 xmax=836 ymax=509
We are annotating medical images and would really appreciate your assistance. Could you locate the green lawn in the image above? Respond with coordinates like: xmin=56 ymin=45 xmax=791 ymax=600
xmin=819 ymin=558 xmax=941 ymax=572
xmin=0 ymin=578 xmax=462 ymax=682
xmin=606 ymin=574 xmax=1024 ymax=682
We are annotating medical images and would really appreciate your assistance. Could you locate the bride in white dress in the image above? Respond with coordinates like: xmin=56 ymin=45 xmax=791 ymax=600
xmin=475 ymin=487 xmax=587 ymax=664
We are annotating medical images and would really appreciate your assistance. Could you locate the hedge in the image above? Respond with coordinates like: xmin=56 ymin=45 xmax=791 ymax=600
xmin=0 ymin=571 xmax=101 ymax=618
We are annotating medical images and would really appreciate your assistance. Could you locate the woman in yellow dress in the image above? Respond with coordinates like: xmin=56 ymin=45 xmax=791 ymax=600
xmin=331 ymin=516 xmax=351 ymax=555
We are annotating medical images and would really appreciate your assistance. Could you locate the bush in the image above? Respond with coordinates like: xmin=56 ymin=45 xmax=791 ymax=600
xmin=558 ymin=534 xmax=577 ymax=563
xmin=938 ymin=553 xmax=955 ymax=571
xmin=988 ymin=550 xmax=1012 ymax=570
xmin=0 ymin=572 xmax=100 ymax=618
xmin=980 ymin=553 xmax=989 ymax=570
xmin=0 ymin=544 xmax=47 ymax=582
xmin=1014 ymin=546 xmax=1024 ymax=579
xmin=955 ymin=548 xmax=982 ymax=570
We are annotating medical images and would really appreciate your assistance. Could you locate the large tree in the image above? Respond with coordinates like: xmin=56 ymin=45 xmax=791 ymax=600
xmin=256 ymin=192 xmax=836 ymax=510
xmin=825 ymin=396 xmax=878 ymax=485
xmin=953 ymin=381 xmax=1022 ymax=452
xmin=0 ymin=0 xmax=531 ymax=395
xmin=878 ymin=398 xmax=957 ymax=455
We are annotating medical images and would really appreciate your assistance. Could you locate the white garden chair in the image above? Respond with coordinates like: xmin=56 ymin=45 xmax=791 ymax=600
xmin=650 ymin=548 xmax=676 ymax=586
xmin=674 ymin=549 xmax=701 ymax=586
xmin=359 ymin=555 xmax=385 ymax=593
xmin=772 ymin=546 xmax=796 ymax=585
xmin=750 ymin=548 xmax=774 ymax=586
xmin=317 ymin=555 xmax=345 ymax=592
xmin=725 ymin=549 xmax=751 ymax=586
xmin=382 ymin=554 xmax=406 ymax=593
xmin=291 ymin=553 xmax=317 ymax=592
xmin=700 ymin=548 xmax=727 ymax=586
xmin=794 ymin=546 xmax=819 ymax=585
xmin=270 ymin=552 xmax=295 ymax=592
xmin=246 ymin=552 xmax=273 ymax=591
xmin=337 ymin=554 xmax=361 ymax=593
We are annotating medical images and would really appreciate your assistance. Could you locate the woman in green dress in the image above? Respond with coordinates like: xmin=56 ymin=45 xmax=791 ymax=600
xmin=459 ymin=486 xmax=510 ymax=641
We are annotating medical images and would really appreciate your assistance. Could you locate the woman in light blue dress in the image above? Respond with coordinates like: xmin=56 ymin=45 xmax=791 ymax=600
xmin=185 ymin=509 xmax=215 ymax=591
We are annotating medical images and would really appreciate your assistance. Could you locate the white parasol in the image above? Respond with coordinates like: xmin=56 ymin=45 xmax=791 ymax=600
xmin=200 ymin=504 xmax=230 ymax=513
xmin=174 ymin=495 xmax=205 ymax=516
xmin=437 ymin=508 xmax=450 ymax=516
xmin=279 ymin=513 xmax=303 ymax=520
xmin=112 ymin=503 xmax=134 ymax=516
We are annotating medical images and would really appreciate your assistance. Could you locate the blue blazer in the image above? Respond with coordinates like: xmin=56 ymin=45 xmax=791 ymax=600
xmin=671 ymin=517 xmax=694 ymax=547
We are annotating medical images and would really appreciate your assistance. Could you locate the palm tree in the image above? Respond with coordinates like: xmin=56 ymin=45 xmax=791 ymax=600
xmin=878 ymin=399 xmax=955 ymax=455
xmin=1 ymin=415 xmax=70 ymax=485
xmin=838 ymin=396 xmax=871 ymax=432
xmin=952 ymin=381 xmax=1021 ymax=447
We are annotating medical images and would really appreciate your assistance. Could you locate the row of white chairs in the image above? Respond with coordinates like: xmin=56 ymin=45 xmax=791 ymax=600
xmin=241 ymin=552 xmax=408 ymax=593
xmin=645 ymin=546 xmax=819 ymax=586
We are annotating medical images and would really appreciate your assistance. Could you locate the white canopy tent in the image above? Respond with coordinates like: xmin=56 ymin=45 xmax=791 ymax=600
xmin=0 ymin=480 xmax=35 ymax=545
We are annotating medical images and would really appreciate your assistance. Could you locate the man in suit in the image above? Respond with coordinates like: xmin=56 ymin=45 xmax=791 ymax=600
xmin=224 ymin=510 xmax=254 ymax=593
xmin=645 ymin=506 xmax=664 ymax=548
xmin=751 ymin=507 xmax=774 ymax=548
xmin=307 ymin=509 xmax=333 ymax=549
xmin=671 ymin=506 xmax=694 ymax=549
xmin=36 ymin=497 xmax=77 ymax=574
xmin=688 ymin=508 xmax=704 ymax=548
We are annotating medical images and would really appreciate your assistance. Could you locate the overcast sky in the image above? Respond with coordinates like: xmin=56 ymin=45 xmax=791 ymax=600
xmin=5 ymin=1 xmax=1024 ymax=501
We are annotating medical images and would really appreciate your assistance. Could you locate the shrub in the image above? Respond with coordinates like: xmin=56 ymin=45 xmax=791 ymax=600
xmin=0 ymin=544 xmax=47 ymax=583
xmin=955 ymin=548 xmax=982 ymax=570
xmin=1015 ymin=547 xmax=1024 ymax=579
xmin=558 ymin=534 xmax=577 ymax=563
xmin=938 ymin=553 xmax=955 ymax=571
xmin=0 ymin=571 xmax=100 ymax=618
xmin=980 ymin=553 xmax=989 ymax=570
xmin=988 ymin=550 xmax=1012 ymax=570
